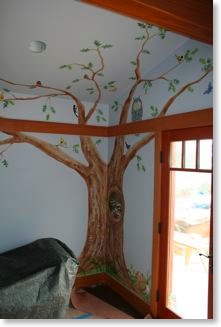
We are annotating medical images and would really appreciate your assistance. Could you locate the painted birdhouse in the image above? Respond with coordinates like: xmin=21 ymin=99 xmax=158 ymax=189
xmin=131 ymin=96 xmax=143 ymax=121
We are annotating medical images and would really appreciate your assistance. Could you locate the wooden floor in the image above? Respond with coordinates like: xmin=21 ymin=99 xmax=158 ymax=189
xmin=68 ymin=287 xmax=153 ymax=319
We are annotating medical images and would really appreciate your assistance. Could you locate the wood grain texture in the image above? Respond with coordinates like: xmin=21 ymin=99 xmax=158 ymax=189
xmin=0 ymin=109 xmax=212 ymax=136
xmin=82 ymin=0 xmax=213 ymax=44
xmin=0 ymin=118 xmax=108 ymax=136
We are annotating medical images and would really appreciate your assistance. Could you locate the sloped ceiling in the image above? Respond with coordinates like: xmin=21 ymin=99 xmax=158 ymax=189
xmin=0 ymin=0 xmax=188 ymax=104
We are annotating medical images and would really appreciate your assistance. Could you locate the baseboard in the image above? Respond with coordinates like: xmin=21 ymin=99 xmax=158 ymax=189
xmin=75 ymin=272 xmax=106 ymax=288
xmin=74 ymin=272 xmax=150 ymax=317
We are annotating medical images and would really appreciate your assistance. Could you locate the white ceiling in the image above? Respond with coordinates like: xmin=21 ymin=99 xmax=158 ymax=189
xmin=0 ymin=0 xmax=188 ymax=104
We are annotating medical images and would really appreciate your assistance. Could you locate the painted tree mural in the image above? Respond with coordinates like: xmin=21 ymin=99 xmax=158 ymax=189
xmin=0 ymin=23 xmax=212 ymax=297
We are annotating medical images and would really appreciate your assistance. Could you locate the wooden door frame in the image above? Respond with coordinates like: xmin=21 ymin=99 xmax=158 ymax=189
xmin=155 ymin=125 xmax=213 ymax=319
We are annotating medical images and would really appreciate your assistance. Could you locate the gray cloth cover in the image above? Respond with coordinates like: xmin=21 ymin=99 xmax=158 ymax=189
xmin=0 ymin=238 xmax=79 ymax=319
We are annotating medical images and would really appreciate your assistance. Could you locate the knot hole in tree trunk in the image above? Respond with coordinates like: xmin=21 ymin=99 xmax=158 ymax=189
xmin=108 ymin=186 xmax=124 ymax=223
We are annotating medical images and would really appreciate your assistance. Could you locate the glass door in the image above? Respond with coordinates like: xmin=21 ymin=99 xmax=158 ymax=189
xmin=158 ymin=126 xmax=213 ymax=319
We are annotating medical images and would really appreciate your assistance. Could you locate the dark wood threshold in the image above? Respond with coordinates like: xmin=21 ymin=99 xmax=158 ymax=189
xmin=74 ymin=273 xmax=150 ymax=317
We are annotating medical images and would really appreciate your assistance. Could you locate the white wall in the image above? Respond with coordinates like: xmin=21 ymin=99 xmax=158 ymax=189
xmin=0 ymin=92 xmax=109 ymax=255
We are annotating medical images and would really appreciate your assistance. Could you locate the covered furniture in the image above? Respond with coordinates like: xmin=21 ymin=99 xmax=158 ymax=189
xmin=0 ymin=238 xmax=79 ymax=319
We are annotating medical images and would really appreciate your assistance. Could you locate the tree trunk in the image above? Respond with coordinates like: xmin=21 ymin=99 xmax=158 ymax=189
xmin=78 ymin=159 xmax=131 ymax=284
xmin=105 ymin=158 xmax=132 ymax=284
xmin=78 ymin=166 xmax=108 ymax=273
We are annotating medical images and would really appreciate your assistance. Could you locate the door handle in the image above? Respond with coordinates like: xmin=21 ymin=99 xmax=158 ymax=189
xmin=199 ymin=253 xmax=213 ymax=259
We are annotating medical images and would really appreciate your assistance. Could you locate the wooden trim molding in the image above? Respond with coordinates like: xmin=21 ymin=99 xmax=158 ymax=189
xmin=150 ymin=131 xmax=162 ymax=317
xmin=0 ymin=108 xmax=213 ymax=136
xmin=0 ymin=118 xmax=108 ymax=137
xmin=75 ymin=272 xmax=107 ymax=288
xmin=108 ymin=108 xmax=213 ymax=136
xmin=75 ymin=273 xmax=150 ymax=317
xmin=82 ymin=0 xmax=213 ymax=44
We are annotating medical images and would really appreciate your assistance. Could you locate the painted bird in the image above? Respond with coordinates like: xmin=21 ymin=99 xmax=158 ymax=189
xmin=125 ymin=141 xmax=131 ymax=150
xmin=59 ymin=137 xmax=67 ymax=146
xmin=203 ymin=81 xmax=213 ymax=95
xmin=175 ymin=54 xmax=184 ymax=63
xmin=36 ymin=81 xmax=42 ymax=87
xmin=73 ymin=105 xmax=78 ymax=118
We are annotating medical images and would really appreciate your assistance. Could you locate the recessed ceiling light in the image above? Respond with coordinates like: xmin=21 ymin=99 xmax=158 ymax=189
xmin=28 ymin=40 xmax=47 ymax=53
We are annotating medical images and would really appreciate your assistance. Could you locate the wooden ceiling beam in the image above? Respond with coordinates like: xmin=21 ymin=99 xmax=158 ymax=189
xmin=81 ymin=0 xmax=213 ymax=44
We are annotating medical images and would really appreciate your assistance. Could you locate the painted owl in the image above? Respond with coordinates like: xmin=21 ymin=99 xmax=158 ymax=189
xmin=131 ymin=97 xmax=143 ymax=122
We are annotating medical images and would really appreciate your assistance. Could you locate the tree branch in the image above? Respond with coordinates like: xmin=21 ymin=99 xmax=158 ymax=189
xmin=123 ymin=67 xmax=213 ymax=168
xmin=0 ymin=136 xmax=16 ymax=146
xmin=159 ymin=68 xmax=213 ymax=117
xmin=0 ymin=78 xmax=87 ymax=123
xmin=85 ymin=48 xmax=104 ymax=123
xmin=1 ymin=131 xmax=89 ymax=179
xmin=122 ymin=133 xmax=154 ymax=171
xmin=85 ymin=79 xmax=102 ymax=123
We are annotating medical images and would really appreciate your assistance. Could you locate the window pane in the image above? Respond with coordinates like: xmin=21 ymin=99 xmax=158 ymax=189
xmin=171 ymin=141 xmax=182 ymax=168
xmin=199 ymin=140 xmax=212 ymax=170
xmin=184 ymin=140 xmax=196 ymax=169
xmin=167 ymin=171 xmax=211 ymax=319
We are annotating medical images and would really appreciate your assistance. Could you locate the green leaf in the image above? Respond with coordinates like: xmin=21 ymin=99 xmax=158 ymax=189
xmin=88 ymin=62 xmax=93 ymax=69
xmin=129 ymin=76 xmax=136 ymax=80
xmin=199 ymin=58 xmax=206 ymax=65
xmin=108 ymin=81 xmax=116 ymax=85
xmin=95 ymin=139 xmax=102 ymax=145
xmin=72 ymin=79 xmax=80 ymax=83
xmin=101 ymin=44 xmax=113 ymax=49
xmin=135 ymin=36 xmax=143 ymax=40
xmin=158 ymin=27 xmax=167 ymax=39
xmin=80 ymin=48 xmax=90 ymax=52
xmin=50 ymin=106 xmax=56 ymax=113
xmin=3 ymin=88 xmax=10 ymax=92
xmin=59 ymin=65 xmax=66 ymax=69
xmin=46 ymin=113 xmax=50 ymax=120
xmin=147 ymin=23 xmax=153 ymax=29
xmin=188 ymin=86 xmax=194 ymax=93
xmin=0 ymin=159 xmax=8 ymax=167
xmin=111 ymin=100 xmax=119 ymax=111
xmin=96 ymin=116 xmax=101 ymax=122
xmin=101 ymin=117 xmax=107 ymax=122
xmin=7 ymin=100 xmax=14 ymax=105
xmin=130 ymin=61 xmax=137 ymax=66
xmin=137 ymin=163 xmax=140 ymax=171
xmin=142 ymin=49 xmax=150 ymax=54
xmin=141 ymin=165 xmax=146 ymax=172
xmin=150 ymin=105 xmax=158 ymax=117
xmin=67 ymin=64 xmax=73 ymax=70
xmin=137 ymin=22 xmax=146 ymax=29
xmin=97 ymin=73 xmax=104 ymax=76
xmin=3 ymin=101 xmax=8 ymax=108
xmin=72 ymin=144 xmax=80 ymax=153
xmin=65 ymin=85 xmax=72 ymax=90
xmin=191 ymin=48 xmax=198 ymax=55
xmin=94 ymin=40 xmax=102 ymax=47
xmin=98 ymin=109 xmax=103 ymax=115
xmin=136 ymin=155 xmax=142 ymax=161
xmin=42 ymin=105 xmax=47 ymax=112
